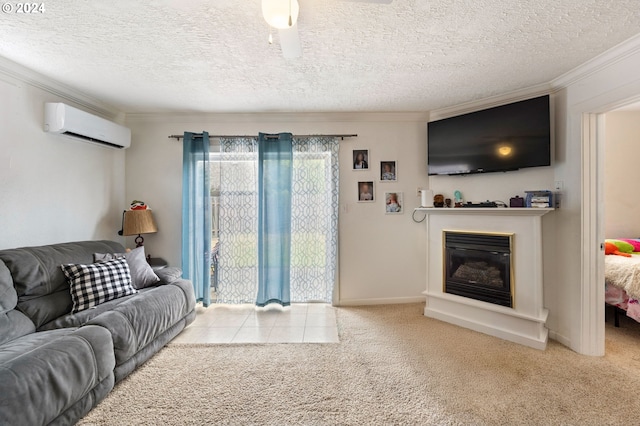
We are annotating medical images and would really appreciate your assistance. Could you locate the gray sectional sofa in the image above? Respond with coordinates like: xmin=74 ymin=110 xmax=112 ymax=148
xmin=0 ymin=240 xmax=196 ymax=425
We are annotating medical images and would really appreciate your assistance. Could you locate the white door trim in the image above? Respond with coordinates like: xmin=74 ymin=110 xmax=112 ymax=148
xmin=580 ymin=113 xmax=606 ymax=356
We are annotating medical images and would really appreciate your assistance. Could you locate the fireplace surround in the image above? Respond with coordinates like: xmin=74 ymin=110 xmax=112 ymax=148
xmin=418 ymin=207 xmax=553 ymax=350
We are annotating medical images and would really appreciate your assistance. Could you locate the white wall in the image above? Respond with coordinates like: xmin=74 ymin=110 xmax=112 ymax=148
xmin=124 ymin=113 xmax=429 ymax=305
xmin=603 ymin=110 xmax=640 ymax=238
xmin=125 ymin=110 xmax=558 ymax=306
xmin=550 ymin=34 xmax=640 ymax=354
xmin=0 ymin=67 xmax=125 ymax=249
xmin=428 ymin=167 xmax=554 ymax=205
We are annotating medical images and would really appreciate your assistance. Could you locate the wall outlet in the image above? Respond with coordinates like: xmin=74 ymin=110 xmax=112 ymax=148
xmin=554 ymin=181 xmax=563 ymax=191
xmin=417 ymin=187 xmax=422 ymax=197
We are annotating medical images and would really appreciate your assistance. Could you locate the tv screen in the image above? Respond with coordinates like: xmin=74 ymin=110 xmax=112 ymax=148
xmin=427 ymin=95 xmax=551 ymax=176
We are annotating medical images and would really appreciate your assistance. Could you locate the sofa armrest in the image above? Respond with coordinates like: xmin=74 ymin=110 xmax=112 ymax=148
xmin=0 ymin=326 xmax=115 ymax=426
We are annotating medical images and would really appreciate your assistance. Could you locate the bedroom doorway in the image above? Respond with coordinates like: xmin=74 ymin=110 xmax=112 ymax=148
xmin=600 ymin=103 xmax=640 ymax=346
xmin=586 ymin=96 xmax=640 ymax=355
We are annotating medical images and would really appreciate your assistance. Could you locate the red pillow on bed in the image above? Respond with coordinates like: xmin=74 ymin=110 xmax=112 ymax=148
xmin=620 ymin=239 xmax=640 ymax=252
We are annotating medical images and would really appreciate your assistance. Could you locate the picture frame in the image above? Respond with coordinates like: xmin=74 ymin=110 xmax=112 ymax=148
xmin=357 ymin=181 xmax=375 ymax=202
xmin=385 ymin=192 xmax=403 ymax=214
xmin=380 ymin=161 xmax=397 ymax=182
xmin=352 ymin=149 xmax=370 ymax=170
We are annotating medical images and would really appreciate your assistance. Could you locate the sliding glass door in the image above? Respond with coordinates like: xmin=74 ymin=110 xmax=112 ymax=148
xmin=212 ymin=136 xmax=339 ymax=305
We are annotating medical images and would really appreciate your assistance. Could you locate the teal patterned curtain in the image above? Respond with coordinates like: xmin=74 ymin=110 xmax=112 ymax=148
xmin=215 ymin=135 xmax=339 ymax=304
xmin=256 ymin=133 xmax=293 ymax=307
xmin=181 ymin=131 xmax=212 ymax=306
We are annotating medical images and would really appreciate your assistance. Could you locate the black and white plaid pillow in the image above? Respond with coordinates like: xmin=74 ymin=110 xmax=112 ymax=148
xmin=61 ymin=258 xmax=137 ymax=313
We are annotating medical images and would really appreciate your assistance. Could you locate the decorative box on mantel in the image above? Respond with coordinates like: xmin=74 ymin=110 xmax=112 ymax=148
xmin=416 ymin=207 xmax=554 ymax=350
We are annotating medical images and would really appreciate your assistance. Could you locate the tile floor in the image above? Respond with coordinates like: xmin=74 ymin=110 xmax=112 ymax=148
xmin=172 ymin=303 xmax=339 ymax=344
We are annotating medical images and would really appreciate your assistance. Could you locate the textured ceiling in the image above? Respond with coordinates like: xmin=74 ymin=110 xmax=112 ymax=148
xmin=0 ymin=0 xmax=639 ymax=113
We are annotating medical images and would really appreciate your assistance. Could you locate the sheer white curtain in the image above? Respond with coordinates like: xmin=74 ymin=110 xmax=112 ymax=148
xmin=289 ymin=136 xmax=339 ymax=303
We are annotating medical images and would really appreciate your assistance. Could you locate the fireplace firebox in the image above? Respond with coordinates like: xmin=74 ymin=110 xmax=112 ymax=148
xmin=443 ymin=231 xmax=513 ymax=308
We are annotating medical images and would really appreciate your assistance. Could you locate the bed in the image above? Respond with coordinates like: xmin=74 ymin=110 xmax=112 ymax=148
xmin=605 ymin=252 xmax=640 ymax=325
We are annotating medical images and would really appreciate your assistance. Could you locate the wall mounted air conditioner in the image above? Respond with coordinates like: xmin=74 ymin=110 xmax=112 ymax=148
xmin=44 ymin=102 xmax=131 ymax=149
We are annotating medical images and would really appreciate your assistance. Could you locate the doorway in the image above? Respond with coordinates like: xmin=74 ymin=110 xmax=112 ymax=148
xmin=586 ymin=98 xmax=640 ymax=355
xmin=599 ymin=105 xmax=640 ymax=347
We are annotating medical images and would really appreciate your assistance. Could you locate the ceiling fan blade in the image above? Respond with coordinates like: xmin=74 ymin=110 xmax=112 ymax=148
xmin=278 ymin=24 xmax=302 ymax=59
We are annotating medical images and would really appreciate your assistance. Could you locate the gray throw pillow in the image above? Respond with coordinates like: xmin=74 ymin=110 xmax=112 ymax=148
xmin=94 ymin=246 xmax=160 ymax=289
xmin=155 ymin=267 xmax=183 ymax=285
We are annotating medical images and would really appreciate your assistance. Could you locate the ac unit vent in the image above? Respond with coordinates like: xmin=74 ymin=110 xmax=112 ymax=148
xmin=44 ymin=103 xmax=131 ymax=149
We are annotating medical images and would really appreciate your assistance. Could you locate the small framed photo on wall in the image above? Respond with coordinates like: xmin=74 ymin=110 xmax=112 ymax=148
xmin=358 ymin=181 xmax=375 ymax=202
xmin=380 ymin=161 xmax=397 ymax=181
xmin=385 ymin=192 xmax=403 ymax=214
xmin=353 ymin=149 xmax=370 ymax=170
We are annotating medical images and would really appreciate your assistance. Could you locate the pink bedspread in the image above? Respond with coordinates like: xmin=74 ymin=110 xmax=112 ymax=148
xmin=605 ymin=282 xmax=640 ymax=322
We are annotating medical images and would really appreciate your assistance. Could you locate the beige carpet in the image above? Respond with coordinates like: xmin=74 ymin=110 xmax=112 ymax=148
xmin=79 ymin=304 xmax=640 ymax=425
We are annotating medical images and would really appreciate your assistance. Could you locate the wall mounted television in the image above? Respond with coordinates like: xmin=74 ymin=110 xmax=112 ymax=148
xmin=427 ymin=95 xmax=551 ymax=176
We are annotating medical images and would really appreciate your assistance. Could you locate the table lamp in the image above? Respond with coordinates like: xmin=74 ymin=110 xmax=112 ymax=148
xmin=118 ymin=209 xmax=158 ymax=247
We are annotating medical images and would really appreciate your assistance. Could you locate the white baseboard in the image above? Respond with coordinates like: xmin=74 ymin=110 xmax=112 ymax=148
xmin=336 ymin=296 xmax=425 ymax=306
xmin=548 ymin=330 xmax=571 ymax=348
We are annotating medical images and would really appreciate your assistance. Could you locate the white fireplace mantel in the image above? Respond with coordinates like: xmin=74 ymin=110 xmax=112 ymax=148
xmin=418 ymin=207 xmax=553 ymax=350
xmin=415 ymin=207 xmax=554 ymax=216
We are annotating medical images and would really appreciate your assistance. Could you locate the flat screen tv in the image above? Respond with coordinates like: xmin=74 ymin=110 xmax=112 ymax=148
xmin=427 ymin=95 xmax=551 ymax=176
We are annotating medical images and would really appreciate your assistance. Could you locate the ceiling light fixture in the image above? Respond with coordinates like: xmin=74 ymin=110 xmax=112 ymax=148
xmin=262 ymin=0 xmax=299 ymax=29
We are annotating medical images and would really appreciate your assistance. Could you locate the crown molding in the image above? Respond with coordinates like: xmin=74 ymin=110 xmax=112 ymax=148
xmin=427 ymin=83 xmax=552 ymax=122
xmin=612 ymin=98 xmax=640 ymax=112
xmin=551 ymin=33 xmax=640 ymax=90
xmin=125 ymin=111 xmax=430 ymax=124
xmin=0 ymin=55 xmax=122 ymax=120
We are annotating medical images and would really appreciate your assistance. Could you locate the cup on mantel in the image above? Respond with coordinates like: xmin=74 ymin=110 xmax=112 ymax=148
xmin=421 ymin=190 xmax=434 ymax=207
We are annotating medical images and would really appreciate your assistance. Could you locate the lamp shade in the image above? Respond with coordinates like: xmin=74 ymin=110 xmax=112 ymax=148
xmin=262 ymin=0 xmax=299 ymax=29
xmin=122 ymin=210 xmax=158 ymax=236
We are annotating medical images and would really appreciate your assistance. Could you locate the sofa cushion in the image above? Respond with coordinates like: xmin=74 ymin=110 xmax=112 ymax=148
xmin=87 ymin=279 xmax=196 ymax=366
xmin=0 ymin=260 xmax=36 ymax=346
xmin=0 ymin=240 xmax=124 ymax=328
xmin=38 ymin=291 xmax=143 ymax=331
xmin=94 ymin=246 xmax=160 ymax=289
xmin=0 ymin=309 xmax=36 ymax=347
xmin=62 ymin=258 xmax=137 ymax=313
xmin=0 ymin=260 xmax=16 ymax=314
xmin=0 ymin=325 xmax=115 ymax=426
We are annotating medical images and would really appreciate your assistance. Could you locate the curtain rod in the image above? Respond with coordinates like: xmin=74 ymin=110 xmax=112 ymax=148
xmin=168 ymin=134 xmax=357 ymax=141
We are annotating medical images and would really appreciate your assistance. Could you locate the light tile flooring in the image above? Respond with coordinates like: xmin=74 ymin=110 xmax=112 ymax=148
xmin=173 ymin=303 xmax=339 ymax=344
